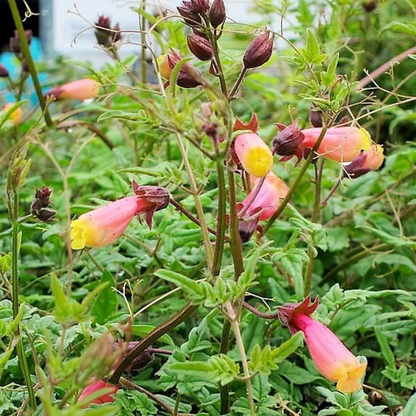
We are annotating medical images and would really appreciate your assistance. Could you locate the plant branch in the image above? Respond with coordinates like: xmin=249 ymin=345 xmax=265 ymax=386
xmin=109 ymin=302 xmax=197 ymax=383
xmin=7 ymin=0 xmax=52 ymax=126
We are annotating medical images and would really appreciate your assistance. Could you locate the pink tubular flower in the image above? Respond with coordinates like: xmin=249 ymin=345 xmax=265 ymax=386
xmin=278 ymin=296 xmax=367 ymax=393
xmin=344 ymin=143 xmax=384 ymax=178
xmin=45 ymin=78 xmax=100 ymax=101
xmin=231 ymin=132 xmax=273 ymax=178
xmin=241 ymin=172 xmax=289 ymax=221
xmin=300 ymin=126 xmax=372 ymax=163
xmin=78 ymin=379 xmax=119 ymax=407
xmin=70 ymin=184 xmax=169 ymax=250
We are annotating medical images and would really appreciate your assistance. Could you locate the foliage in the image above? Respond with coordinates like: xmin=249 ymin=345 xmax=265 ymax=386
xmin=1 ymin=0 xmax=416 ymax=415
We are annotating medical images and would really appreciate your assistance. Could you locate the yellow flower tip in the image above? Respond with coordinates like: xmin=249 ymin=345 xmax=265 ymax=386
xmin=358 ymin=128 xmax=372 ymax=150
xmin=70 ymin=218 xmax=105 ymax=250
xmin=243 ymin=147 xmax=274 ymax=178
xmin=336 ymin=361 xmax=367 ymax=393
xmin=70 ymin=219 xmax=87 ymax=250
xmin=157 ymin=55 xmax=172 ymax=79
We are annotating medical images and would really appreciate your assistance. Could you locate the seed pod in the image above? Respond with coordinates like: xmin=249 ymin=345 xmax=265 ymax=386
xmin=209 ymin=0 xmax=226 ymax=28
xmin=243 ymin=32 xmax=274 ymax=69
xmin=187 ymin=34 xmax=213 ymax=61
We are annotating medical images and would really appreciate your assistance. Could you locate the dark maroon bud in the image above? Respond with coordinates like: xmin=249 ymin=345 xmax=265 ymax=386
xmin=187 ymin=34 xmax=213 ymax=61
xmin=95 ymin=15 xmax=121 ymax=47
xmin=272 ymin=120 xmax=305 ymax=163
xmin=209 ymin=0 xmax=226 ymax=28
xmin=190 ymin=0 xmax=210 ymax=14
xmin=239 ymin=217 xmax=260 ymax=243
xmin=0 ymin=63 xmax=9 ymax=78
xmin=243 ymin=32 xmax=274 ymax=69
xmin=362 ymin=0 xmax=378 ymax=12
xmin=177 ymin=5 xmax=202 ymax=26
xmin=132 ymin=182 xmax=170 ymax=211
xmin=31 ymin=186 xmax=56 ymax=222
xmin=309 ymin=104 xmax=323 ymax=127
xmin=343 ymin=151 xmax=370 ymax=179
xmin=10 ymin=30 xmax=32 ymax=56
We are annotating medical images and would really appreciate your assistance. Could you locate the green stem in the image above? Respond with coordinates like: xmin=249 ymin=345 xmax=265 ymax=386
xmin=226 ymin=302 xmax=255 ymax=415
xmin=7 ymin=0 xmax=52 ymax=126
xmin=140 ymin=0 xmax=147 ymax=84
xmin=263 ymin=124 xmax=331 ymax=234
xmin=212 ymin=153 xmax=227 ymax=276
xmin=227 ymin=170 xmax=244 ymax=278
xmin=304 ymin=158 xmax=324 ymax=296
xmin=229 ymin=67 xmax=248 ymax=99
xmin=12 ymin=221 xmax=36 ymax=410
xmin=205 ymin=21 xmax=228 ymax=96
xmin=219 ymin=319 xmax=231 ymax=414
xmin=109 ymin=302 xmax=197 ymax=383
xmin=176 ymin=132 xmax=214 ymax=271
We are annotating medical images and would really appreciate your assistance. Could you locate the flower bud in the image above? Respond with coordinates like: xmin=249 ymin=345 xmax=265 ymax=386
xmin=343 ymin=144 xmax=384 ymax=178
xmin=309 ymin=104 xmax=323 ymax=127
xmin=10 ymin=30 xmax=32 ymax=56
xmin=95 ymin=15 xmax=122 ymax=47
xmin=157 ymin=50 xmax=203 ymax=88
xmin=78 ymin=379 xmax=119 ymax=407
xmin=362 ymin=0 xmax=378 ymax=12
xmin=0 ymin=63 xmax=9 ymax=78
xmin=243 ymin=32 xmax=274 ymax=69
xmin=30 ymin=186 xmax=56 ymax=222
xmin=209 ymin=0 xmax=226 ymax=28
xmin=272 ymin=121 xmax=305 ymax=163
xmin=187 ymin=34 xmax=213 ymax=61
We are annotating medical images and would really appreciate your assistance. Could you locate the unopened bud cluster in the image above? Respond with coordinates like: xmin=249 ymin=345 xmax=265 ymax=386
xmin=30 ymin=186 xmax=57 ymax=222
xmin=94 ymin=15 xmax=122 ymax=48
xmin=178 ymin=0 xmax=226 ymax=31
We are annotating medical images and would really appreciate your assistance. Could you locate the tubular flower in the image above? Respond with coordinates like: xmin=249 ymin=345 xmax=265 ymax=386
xmin=344 ymin=144 xmax=384 ymax=178
xmin=232 ymin=132 xmax=273 ymax=178
xmin=300 ymin=126 xmax=372 ymax=163
xmin=45 ymin=78 xmax=100 ymax=101
xmin=70 ymin=185 xmax=169 ymax=250
xmin=242 ymin=172 xmax=289 ymax=221
xmin=278 ymin=296 xmax=367 ymax=394
xmin=78 ymin=379 xmax=118 ymax=407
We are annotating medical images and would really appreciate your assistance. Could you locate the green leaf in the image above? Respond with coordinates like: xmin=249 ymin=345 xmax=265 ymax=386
xmin=375 ymin=327 xmax=395 ymax=368
xmin=91 ymin=269 xmax=117 ymax=324
xmin=131 ymin=325 xmax=174 ymax=348
xmin=398 ymin=393 xmax=416 ymax=416
xmin=271 ymin=332 xmax=304 ymax=363
xmin=154 ymin=269 xmax=202 ymax=297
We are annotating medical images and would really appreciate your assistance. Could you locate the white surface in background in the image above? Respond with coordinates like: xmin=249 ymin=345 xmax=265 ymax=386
xmin=42 ymin=0 xmax=270 ymax=63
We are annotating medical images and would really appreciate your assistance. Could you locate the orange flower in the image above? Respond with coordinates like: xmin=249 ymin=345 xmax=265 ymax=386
xmin=45 ymin=78 xmax=100 ymax=101
xmin=242 ymin=172 xmax=288 ymax=221
xmin=232 ymin=132 xmax=273 ymax=178
xmin=70 ymin=185 xmax=169 ymax=250
xmin=300 ymin=126 xmax=372 ymax=163
xmin=278 ymin=297 xmax=366 ymax=393
xmin=344 ymin=144 xmax=384 ymax=178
